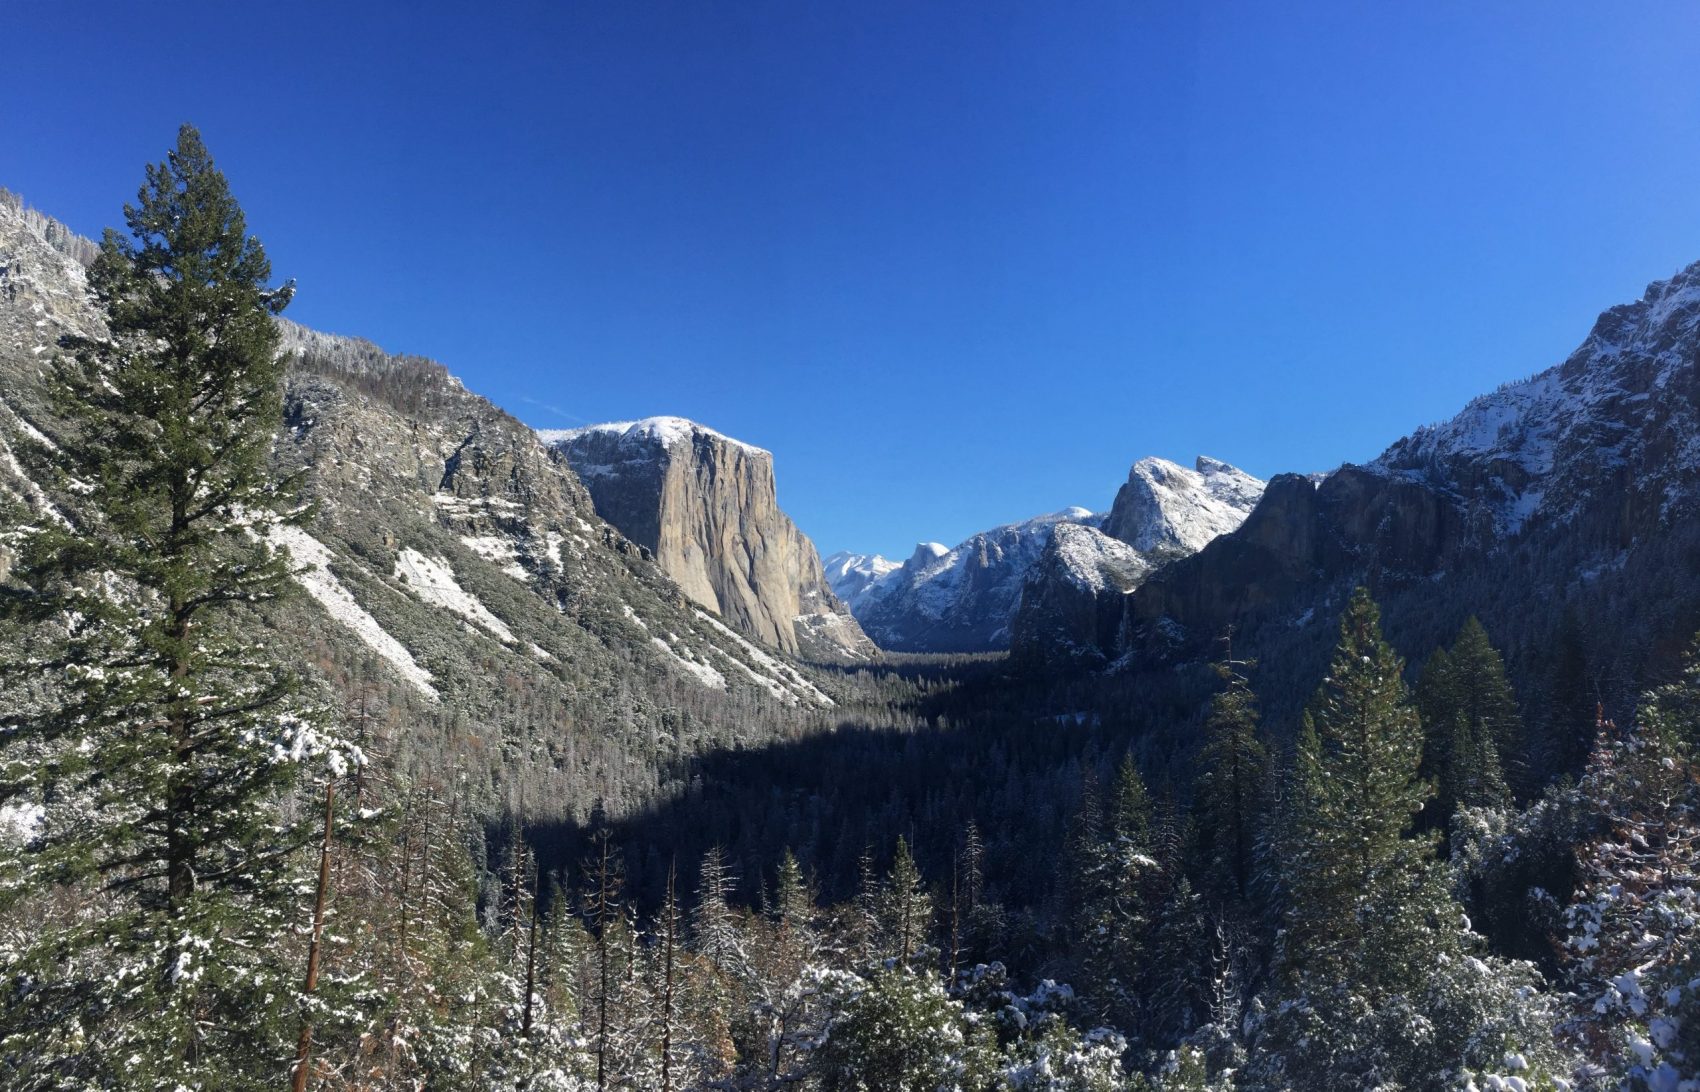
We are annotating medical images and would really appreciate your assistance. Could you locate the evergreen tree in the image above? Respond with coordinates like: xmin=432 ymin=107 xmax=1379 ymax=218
xmin=1415 ymin=644 xmax=1459 ymax=822
xmin=1445 ymin=617 xmax=1523 ymax=793
xmin=1563 ymin=714 xmax=1700 ymax=1088
xmin=1641 ymin=632 xmax=1700 ymax=761
xmin=772 ymin=847 xmax=815 ymax=938
xmin=0 ymin=125 xmax=348 ymax=1089
xmin=1279 ymin=588 xmax=1450 ymax=994
xmin=1264 ymin=585 xmax=1475 ymax=1081
xmin=1535 ymin=609 xmax=1595 ymax=784
xmin=693 ymin=844 xmax=747 ymax=975
xmin=879 ymin=836 xmax=933 ymax=966
xmin=583 ymin=828 xmax=627 ymax=1092
xmin=811 ymin=966 xmax=993 ymax=1092
xmin=1444 ymin=710 xmax=1512 ymax=816
xmin=1417 ymin=618 xmax=1520 ymax=835
xmin=1143 ymin=875 xmax=1209 ymax=1047
xmin=1192 ymin=653 xmax=1269 ymax=906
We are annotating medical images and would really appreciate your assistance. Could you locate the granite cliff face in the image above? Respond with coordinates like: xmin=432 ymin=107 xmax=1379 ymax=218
xmin=1103 ymin=456 xmax=1268 ymax=560
xmin=543 ymin=418 xmax=874 ymax=660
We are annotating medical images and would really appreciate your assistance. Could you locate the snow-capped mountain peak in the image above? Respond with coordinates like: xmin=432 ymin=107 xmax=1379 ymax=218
xmin=823 ymin=550 xmax=904 ymax=613
xmin=1102 ymin=456 xmax=1266 ymax=560
xmin=537 ymin=415 xmax=770 ymax=458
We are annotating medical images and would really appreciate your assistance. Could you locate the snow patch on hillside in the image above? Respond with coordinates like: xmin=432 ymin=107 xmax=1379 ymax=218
xmin=650 ymin=634 xmax=728 ymax=690
xmin=394 ymin=547 xmax=516 ymax=643
xmin=460 ymin=534 xmax=529 ymax=581
xmin=695 ymin=610 xmax=834 ymax=707
xmin=269 ymin=525 xmax=439 ymax=701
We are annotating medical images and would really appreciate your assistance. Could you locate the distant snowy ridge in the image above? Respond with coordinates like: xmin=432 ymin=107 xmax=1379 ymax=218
xmin=840 ymin=458 xmax=1264 ymax=654
xmin=823 ymin=551 xmax=905 ymax=613
xmin=1375 ymin=259 xmax=1700 ymax=536
xmin=841 ymin=507 xmax=1102 ymax=653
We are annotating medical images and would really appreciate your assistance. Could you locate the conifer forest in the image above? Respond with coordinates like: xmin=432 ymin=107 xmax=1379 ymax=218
xmin=4 ymin=15 xmax=1700 ymax=1092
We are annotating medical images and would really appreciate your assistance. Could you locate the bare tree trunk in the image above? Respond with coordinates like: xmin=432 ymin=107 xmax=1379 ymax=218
xmin=596 ymin=837 xmax=612 ymax=1092
xmin=947 ymin=858 xmax=961 ymax=983
xmin=522 ymin=857 xmax=539 ymax=1037
xmin=291 ymin=780 xmax=336 ymax=1092
xmin=509 ymin=837 xmax=528 ymax=956
xmin=660 ymin=859 xmax=678 ymax=1092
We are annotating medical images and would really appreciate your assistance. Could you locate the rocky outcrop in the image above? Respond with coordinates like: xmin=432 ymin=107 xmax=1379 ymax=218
xmin=544 ymin=418 xmax=875 ymax=660
xmin=1009 ymin=523 xmax=1150 ymax=666
xmin=1103 ymin=456 xmax=1267 ymax=559
xmin=1116 ymin=466 xmax=1470 ymax=662
xmin=1004 ymin=457 xmax=1265 ymax=664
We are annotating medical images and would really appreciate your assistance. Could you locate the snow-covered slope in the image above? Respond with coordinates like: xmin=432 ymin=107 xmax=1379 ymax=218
xmin=1375 ymin=263 xmax=1700 ymax=539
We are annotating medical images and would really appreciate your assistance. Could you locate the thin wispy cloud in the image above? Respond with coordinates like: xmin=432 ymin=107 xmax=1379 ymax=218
xmin=517 ymin=396 xmax=588 ymax=425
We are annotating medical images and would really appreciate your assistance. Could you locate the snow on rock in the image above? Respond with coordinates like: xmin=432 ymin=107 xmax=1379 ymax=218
xmin=1102 ymin=456 xmax=1265 ymax=560
xmin=650 ymin=634 xmax=728 ymax=690
xmin=459 ymin=534 xmax=530 ymax=581
xmin=269 ymin=525 xmax=439 ymax=701
xmin=1376 ymin=259 xmax=1700 ymax=536
xmin=537 ymin=416 xmax=769 ymax=458
xmin=393 ymin=547 xmax=516 ymax=643
xmin=0 ymin=801 xmax=45 ymax=842
xmin=695 ymin=609 xmax=834 ymax=707
xmin=823 ymin=550 xmax=904 ymax=612
xmin=1047 ymin=521 xmax=1152 ymax=593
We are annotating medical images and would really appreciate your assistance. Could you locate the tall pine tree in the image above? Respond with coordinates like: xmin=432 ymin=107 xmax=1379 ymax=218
xmin=0 ymin=124 xmax=348 ymax=1090
xmin=1279 ymin=589 xmax=1452 ymax=994
xmin=1192 ymin=650 xmax=1269 ymax=906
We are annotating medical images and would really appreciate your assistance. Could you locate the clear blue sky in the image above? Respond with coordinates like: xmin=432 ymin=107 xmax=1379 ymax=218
xmin=7 ymin=2 xmax=1700 ymax=558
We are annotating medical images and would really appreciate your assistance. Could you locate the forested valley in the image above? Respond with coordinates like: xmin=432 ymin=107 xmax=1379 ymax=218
xmin=1 ymin=129 xmax=1697 ymax=1092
